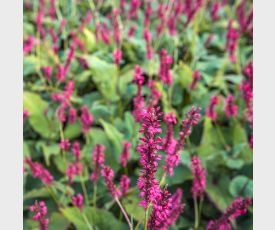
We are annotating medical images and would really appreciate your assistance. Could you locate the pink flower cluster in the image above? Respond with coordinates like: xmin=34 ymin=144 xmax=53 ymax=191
xmin=206 ymin=95 xmax=219 ymax=120
xmin=190 ymin=70 xmax=201 ymax=90
xmin=25 ymin=158 xmax=53 ymax=185
xmin=80 ymin=106 xmax=93 ymax=134
xmin=120 ymin=174 xmax=130 ymax=196
xmin=120 ymin=141 xmax=131 ymax=168
xmin=236 ymin=0 xmax=253 ymax=35
xmin=147 ymin=80 xmax=162 ymax=106
xmin=132 ymin=65 xmax=145 ymax=122
xmin=90 ymin=144 xmax=105 ymax=182
xmin=71 ymin=193 xmax=84 ymax=211
xmin=101 ymin=165 xmax=121 ymax=198
xmin=158 ymin=49 xmax=173 ymax=86
xmin=29 ymin=201 xmax=49 ymax=230
xmin=137 ymin=106 xmax=162 ymax=208
xmin=226 ymin=20 xmax=239 ymax=63
xmin=207 ymin=197 xmax=252 ymax=230
xmin=23 ymin=35 xmax=35 ymax=54
xmin=190 ymin=156 xmax=206 ymax=198
xmin=164 ymin=106 xmax=202 ymax=176
xmin=224 ymin=95 xmax=238 ymax=118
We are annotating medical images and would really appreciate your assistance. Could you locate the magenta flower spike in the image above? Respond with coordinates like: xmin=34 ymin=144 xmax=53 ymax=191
xmin=207 ymin=197 xmax=252 ymax=230
xmin=137 ymin=106 xmax=162 ymax=208
xmin=191 ymin=156 xmax=206 ymax=199
xmin=80 ymin=106 xmax=93 ymax=134
xmin=206 ymin=95 xmax=219 ymax=120
xmin=120 ymin=141 xmax=132 ymax=168
xmin=90 ymin=144 xmax=105 ymax=182
xmin=120 ymin=174 xmax=130 ymax=196
xmin=29 ymin=201 xmax=49 ymax=230
xmin=224 ymin=95 xmax=238 ymax=118
xmin=71 ymin=193 xmax=84 ymax=211
xmin=101 ymin=165 xmax=121 ymax=198
xmin=158 ymin=49 xmax=173 ymax=86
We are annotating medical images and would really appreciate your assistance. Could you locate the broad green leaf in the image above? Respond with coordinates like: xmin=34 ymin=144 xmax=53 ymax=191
xmin=122 ymin=192 xmax=145 ymax=222
xmin=229 ymin=175 xmax=253 ymax=197
xmin=49 ymin=212 xmax=70 ymax=230
xmin=41 ymin=143 xmax=60 ymax=166
xmin=64 ymin=120 xmax=82 ymax=139
xmin=61 ymin=207 xmax=127 ymax=230
xmin=84 ymin=56 xmax=119 ymax=102
xmin=24 ymin=187 xmax=50 ymax=200
xmin=23 ymin=92 xmax=58 ymax=139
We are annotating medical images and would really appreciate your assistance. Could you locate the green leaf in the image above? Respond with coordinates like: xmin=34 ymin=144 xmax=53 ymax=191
xmin=24 ymin=141 xmax=31 ymax=157
xmin=49 ymin=212 xmax=70 ymax=230
xmin=41 ymin=143 xmax=60 ymax=166
xmin=229 ymin=175 xmax=253 ymax=197
xmin=226 ymin=158 xmax=244 ymax=169
xmin=61 ymin=207 xmax=127 ymax=230
xmin=173 ymin=62 xmax=193 ymax=88
xmin=64 ymin=121 xmax=82 ymax=139
xmin=122 ymin=191 xmax=145 ymax=222
xmin=99 ymin=119 xmax=124 ymax=160
xmin=24 ymin=187 xmax=50 ymax=200
xmin=23 ymin=92 xmax=58 ymax=139
xmin=84 ymin=56 xmax=119 ymax=101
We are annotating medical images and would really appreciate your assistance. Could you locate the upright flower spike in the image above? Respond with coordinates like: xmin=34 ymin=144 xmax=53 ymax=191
xmin=71 ymin=193 xmax=84 ymax=211
xmin=147 ymin=80 xmax=162 ymax=106
xmin=190 ymin=70 xmax=201 ymax=90
xmin=164 ymin=106 xmax=202 ymax=176
xmin=158 ymin=49 xmax=173 ymax=86
xmin=101 ymin=165 xmax=121 ymax=198
xmin=190 ymin=156 xmax=206 ymax=199
xmin=120 ymin=141 xmax=132 ymax=168
xmin=80 ymin=106 xmax=93 ymax=134
xmin=137 ymin=106 xmax=162 ymax=208
xmin=226 ymin=20 xmax=239 ymax=63
xmin=165 ymin=189 xmax=185 ymax=227
xmin=120 ymin=175 xmax=130 ymax=196
xmin=211 ymin=2 xmax=221 ymax=21
xmin=148 ymin=188 xmax=172 ymax=230
xmin=113 ymin=49 xmax=122 ymax=65
xmin=206 ymin=95 xmax=219 ymax=120
xmin=23 ymin=35 xmax=35 ymax=54
xmin=128 ymin=0 xmax=141 ymax=19
xmin=23 ymin=109 xmax=30 ymax=120
xmin=132 ymin=65 xmax=145 ymax=122
xmin=59 ymin=139 xmax=71 ymax=151
xmin=29 ymin=201 xmax=49 ymax=230
xmin=90 ymin=144 xmax=105 ymax=182
xmin=207 ymin=197 xmax=252 ymax=230
xmin=25 ymin=158 xmax=54 ymax=185
xmin=72 ymin=141 xmax=81 ymax=162
xmin=68 ymin=107 xmax=77 ymax=124
xmin=162 ymin=112 xmax=177 ymax=155
xmin=224 ymin=95 xmax=238 ymax=118
xmin=41 ymin=66 xmax=52 ymax=81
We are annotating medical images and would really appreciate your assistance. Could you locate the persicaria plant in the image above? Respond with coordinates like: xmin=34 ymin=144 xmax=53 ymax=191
xmin=23 ymin=0 xmax=253 ymax=229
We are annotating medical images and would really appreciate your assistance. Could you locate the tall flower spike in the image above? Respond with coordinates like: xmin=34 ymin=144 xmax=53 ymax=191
xmin=226 ymin=20 xmax=239 ymax=63
xmin=190 ymin=70 xmax=201 ymax=90
xmin=120 ymin=141 xmax=132 ymax=168
xmin=71 ymin=193 xmax=84 ymax=211
xmin=137 ymin=106 xmax=162 ymax=209
xmin=165 ymin=189 xmax=185 ymax=228
xmin=29 ymin=201 xmax=49 ymax=230
xmin=90 ymin=144 xmax=105 ymax=182
xmin=120 ymin=174 xmax=130 ymax=196
xmin=25 ymin=158 xmax=53 ymax=185
xmin=164 ymin=106 xmax=202 ymax=176
xmin=207 ymin=197 xmax=252 ymax=230
xmin=224 ymin=95 xmax=238 ymax=118
xmin=158 ymin=49 xmax=173 ymax=86
xmin=162 ymin=112 xmax=177 ymax=155
xmin=101 ymin=165 xmax=121 ymax=198
xmin=206 ymin=95 xmax=219 ymax=120
xmin=132 ymin=65 xmax=145 ymax=122
xmin=147 ymin=187 xmax=172 ymax=230
xmin=80 ymin=106 xmax=93 ymax=134
xmin=191 ymin=156 xmax=206 ymax=198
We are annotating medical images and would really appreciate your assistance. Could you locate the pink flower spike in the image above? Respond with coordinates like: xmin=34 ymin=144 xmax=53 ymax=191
xmin=101 ymin=165 xmax=121 ymax=198
xmin=137 ymin=106 xmax=162 ymax=209
xmin=224 ymin=95 xmax=238 ymax=118
xmin=158 ymin=49 xmax=173 ymax=86
xmin=190 ymin=70 xmax=201 ymax=90
xmin=90 ymin=144 xmax=105 ymax=182
xmin=80 ymin=106 xmax=93 ymax=134
xmin=23 ymin=109 xmax=30 ymax=120
xmin=120 ymin=175 xmax=130 ymax=196
xmin=41 ymin=66 xmax=52 ymax=81
xmin=191 ymin=156 xmax=206 ymax=198
xmin=113 ymin=49 xmax=122 ymax=65
xmin=59 ymin=139 xmax=71 ymax=151
xmin=71 ymin=193 xmax=84 ymax=211
xmin=29 ymin=200 xmax=49 ymax=230
xmin=206 ymin=95 xmax=219 ymax=120
xmin=207 ymin=197 xmax=252 ymax=230
xmin=120 ymin=141 xmax=131 ymax=168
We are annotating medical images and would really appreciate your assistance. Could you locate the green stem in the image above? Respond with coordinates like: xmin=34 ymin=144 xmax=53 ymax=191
xmin=144 ymin=207 xmax=149 ymax=230
xmin=194 ymin=197 xmax=199 ymax=230
xmin=81 ymin=212 xmax=93 ymax=230
xmin=80 ymin=173 xmax=89 ymax=206
xmin=93 ymin=183 xmax=97 ymax=207
xmin=45 ymin=185 xmax=61 ymax=208
xmin=115 ymin=197 xmax=133 ymax=230
xmin=214 ymin=121 xmax=230 ymax=151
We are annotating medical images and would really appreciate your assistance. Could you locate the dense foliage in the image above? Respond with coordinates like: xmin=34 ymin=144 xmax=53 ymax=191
xmin=23 ymin=0 xmax=253 ymax=229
